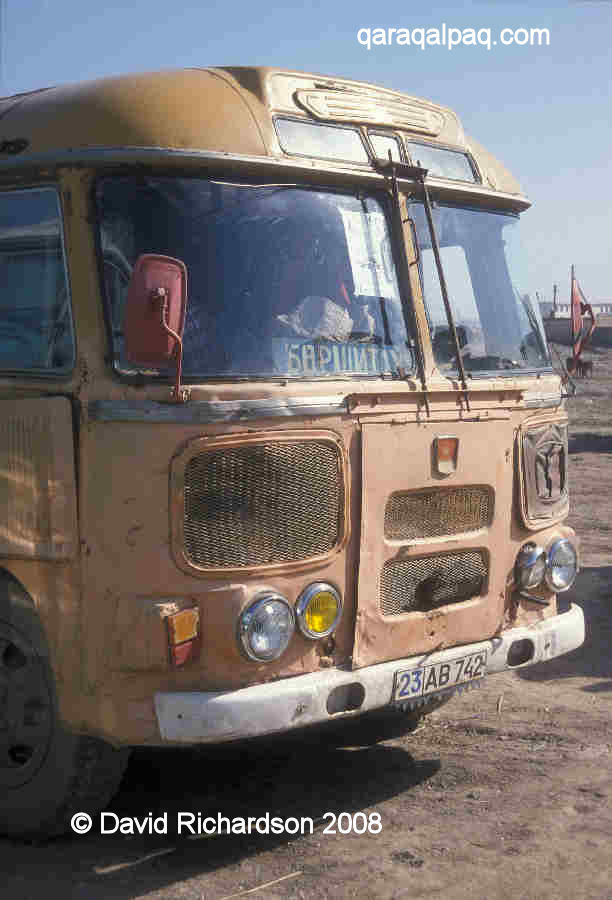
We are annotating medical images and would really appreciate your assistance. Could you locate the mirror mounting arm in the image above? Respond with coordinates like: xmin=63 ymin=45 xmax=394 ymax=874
xmin=151 ymin=287 xmax=190 ymax=404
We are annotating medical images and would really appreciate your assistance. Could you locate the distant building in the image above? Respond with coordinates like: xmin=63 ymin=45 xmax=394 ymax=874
xmin=539 ymin=300 xmax=612 ymax=318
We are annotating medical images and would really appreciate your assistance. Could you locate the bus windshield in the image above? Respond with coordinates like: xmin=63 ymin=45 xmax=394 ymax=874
xmin=97 ymin=177 xmax=416 ymax=380
xmin=410 ymin=202 xmax=551 ymax=374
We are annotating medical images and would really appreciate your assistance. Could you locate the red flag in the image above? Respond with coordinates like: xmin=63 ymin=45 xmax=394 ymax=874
xmin=570 ymin=267 xmax=588 ymax=357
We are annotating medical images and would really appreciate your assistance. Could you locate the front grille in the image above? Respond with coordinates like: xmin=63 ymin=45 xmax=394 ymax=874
xmin=380 ymin=550 xmax=488 ymax=616
xmin=384 ymin=486 xmax=493 ymax=541
xmin=183 ymin=439 xmax=344 ymax=569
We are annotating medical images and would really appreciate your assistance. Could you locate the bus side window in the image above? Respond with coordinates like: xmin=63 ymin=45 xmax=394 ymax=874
xmin=0 ymin=188 xmax=74 ymax=374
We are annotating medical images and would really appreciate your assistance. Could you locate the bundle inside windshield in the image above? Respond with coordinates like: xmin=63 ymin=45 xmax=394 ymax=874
xmin=97 ymin=178 xmax=416 ymax=380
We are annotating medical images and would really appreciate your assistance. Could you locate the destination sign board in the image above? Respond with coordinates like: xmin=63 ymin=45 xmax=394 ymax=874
xmin=272 ymin=338 xmax=414 ymax=376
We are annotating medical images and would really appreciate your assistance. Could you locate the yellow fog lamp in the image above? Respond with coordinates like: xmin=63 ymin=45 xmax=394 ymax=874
xmin=514 ymin=542 xmax=547 ymax=590
xmin=545 ymin=538 xmax=578 ymax=592
xmin=296 ymin=583 xmax=342 ymax=639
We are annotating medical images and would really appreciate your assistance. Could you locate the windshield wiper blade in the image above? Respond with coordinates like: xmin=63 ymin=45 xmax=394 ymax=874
xmin=414 ymin=170 xmax=470 ymax=409
xmin=375 ymin=158 xmax=430 ymax=413
xmin=376 ymin=158 xmax=470 ymax=410
xmin=513 ymin=286 xmax=549 ymax=362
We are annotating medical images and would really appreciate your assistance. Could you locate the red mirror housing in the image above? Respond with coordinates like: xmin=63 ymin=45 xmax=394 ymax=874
xmin=123 ymin=254 xmax=189 ymax=402
xmin=124 ymin=254 xmax=187 ymax=365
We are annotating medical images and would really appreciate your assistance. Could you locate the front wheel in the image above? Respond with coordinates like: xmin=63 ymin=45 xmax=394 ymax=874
xmin=0 ymin=609 xmax=129 ymax=840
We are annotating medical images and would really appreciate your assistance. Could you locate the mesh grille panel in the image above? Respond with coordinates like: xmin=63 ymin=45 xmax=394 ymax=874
xmin=183 ymin=440 xmax=343 ymax=569
xmin=380 ymin=550 xmax=487 ymax=616
xmin=385 ymin=487 xmax=493 ymax=541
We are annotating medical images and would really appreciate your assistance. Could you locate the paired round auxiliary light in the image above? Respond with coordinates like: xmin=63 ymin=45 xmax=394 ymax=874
xmin=296 ymin=583 xmax=342 ymax=639
xmin=238 ymin=583 xmax=342 ymax=661
xmin=545 ymin=538 xmax=579 ymax=592
xmin=514 ymin=542 xmax=547 ymax=590
xmin=514 ymin=538 xmax=578 ymax=593
xmin=238 ymin=593 xmax=295 ymax=662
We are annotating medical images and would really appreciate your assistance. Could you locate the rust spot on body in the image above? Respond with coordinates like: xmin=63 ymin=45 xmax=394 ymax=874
xmin=126 ymin=524 xmax=144 ymax=547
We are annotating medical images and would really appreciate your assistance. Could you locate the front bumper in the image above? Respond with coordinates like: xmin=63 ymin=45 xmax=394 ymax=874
xmin=154 ymin=603 xmax=584 ymax=744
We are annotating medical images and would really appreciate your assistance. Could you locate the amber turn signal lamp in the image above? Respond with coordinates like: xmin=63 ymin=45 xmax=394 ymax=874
xmin=165 ymin=607 xmax=200 ymax=667
xmin=434 ymin=436 xmax=459 ymax=476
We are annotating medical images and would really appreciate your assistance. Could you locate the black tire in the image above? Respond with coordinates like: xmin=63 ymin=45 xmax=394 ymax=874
xmin=0 ymin=574 xmax=130 ymax=840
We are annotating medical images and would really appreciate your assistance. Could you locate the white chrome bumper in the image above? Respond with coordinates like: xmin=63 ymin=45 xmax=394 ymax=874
xmin=154 ymin=604 xmax=584 ymax=744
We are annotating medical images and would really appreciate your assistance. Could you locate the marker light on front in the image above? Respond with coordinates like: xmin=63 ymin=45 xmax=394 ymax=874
xmin=238 ymin=594 xmax=295 ymax=662
xmin=165 ymin=606 xmax=201 ymax=668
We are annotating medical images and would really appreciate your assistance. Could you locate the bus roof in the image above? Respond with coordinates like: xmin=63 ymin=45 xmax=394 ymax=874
xmin=0 ymin=67 xmax=524 ymax=199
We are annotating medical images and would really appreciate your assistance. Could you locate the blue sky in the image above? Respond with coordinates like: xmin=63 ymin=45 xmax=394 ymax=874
xmin=3 ymin=0 xmax=610 ymax=302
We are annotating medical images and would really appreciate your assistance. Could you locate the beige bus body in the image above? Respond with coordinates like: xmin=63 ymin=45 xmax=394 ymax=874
xmin=0 ymin=67 xmax=583 ymax=836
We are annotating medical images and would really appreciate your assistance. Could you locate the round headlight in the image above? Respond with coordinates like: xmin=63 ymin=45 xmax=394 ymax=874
xmin=514 ymin=542 xmax=547 ymax=590
xmin=296 ymin=583 xmax=342 ymax=639
xmin=238 ymin=594 xmax=295 ymax=662
xmin=545 ymin=539 xmax=578 ymax=592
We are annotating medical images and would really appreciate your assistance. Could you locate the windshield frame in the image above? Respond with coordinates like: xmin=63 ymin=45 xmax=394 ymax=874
xmin=409 ymin=198 xmax=553 ymax=379
xmin=94 ymin=172 xmax=419 ymax=385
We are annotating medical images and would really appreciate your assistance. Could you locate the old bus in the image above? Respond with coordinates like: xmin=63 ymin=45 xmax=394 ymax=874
xmin=0 ymin=67 xmax=583 ymax=837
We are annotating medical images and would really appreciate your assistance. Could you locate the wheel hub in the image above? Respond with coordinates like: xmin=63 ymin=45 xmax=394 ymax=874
xmin=0 ymin=624 xmax=53 ymax=789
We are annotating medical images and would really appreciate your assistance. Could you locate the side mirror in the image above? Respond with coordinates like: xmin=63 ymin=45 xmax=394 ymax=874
xmin=123 ymin=254 xmax=189 ymax=402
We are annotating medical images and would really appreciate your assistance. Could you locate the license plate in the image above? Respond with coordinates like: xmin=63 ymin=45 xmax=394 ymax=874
xmin=393 ymin=650 xmax=488 ymax=702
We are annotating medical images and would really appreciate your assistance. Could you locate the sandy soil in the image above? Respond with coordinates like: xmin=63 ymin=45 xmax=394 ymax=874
xmin=2 ymin=348 xmax=611 ymax=899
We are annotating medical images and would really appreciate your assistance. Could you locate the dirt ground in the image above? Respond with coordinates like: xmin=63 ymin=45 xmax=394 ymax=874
xmin=2 ymin=347 xmax=611 ymax=900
